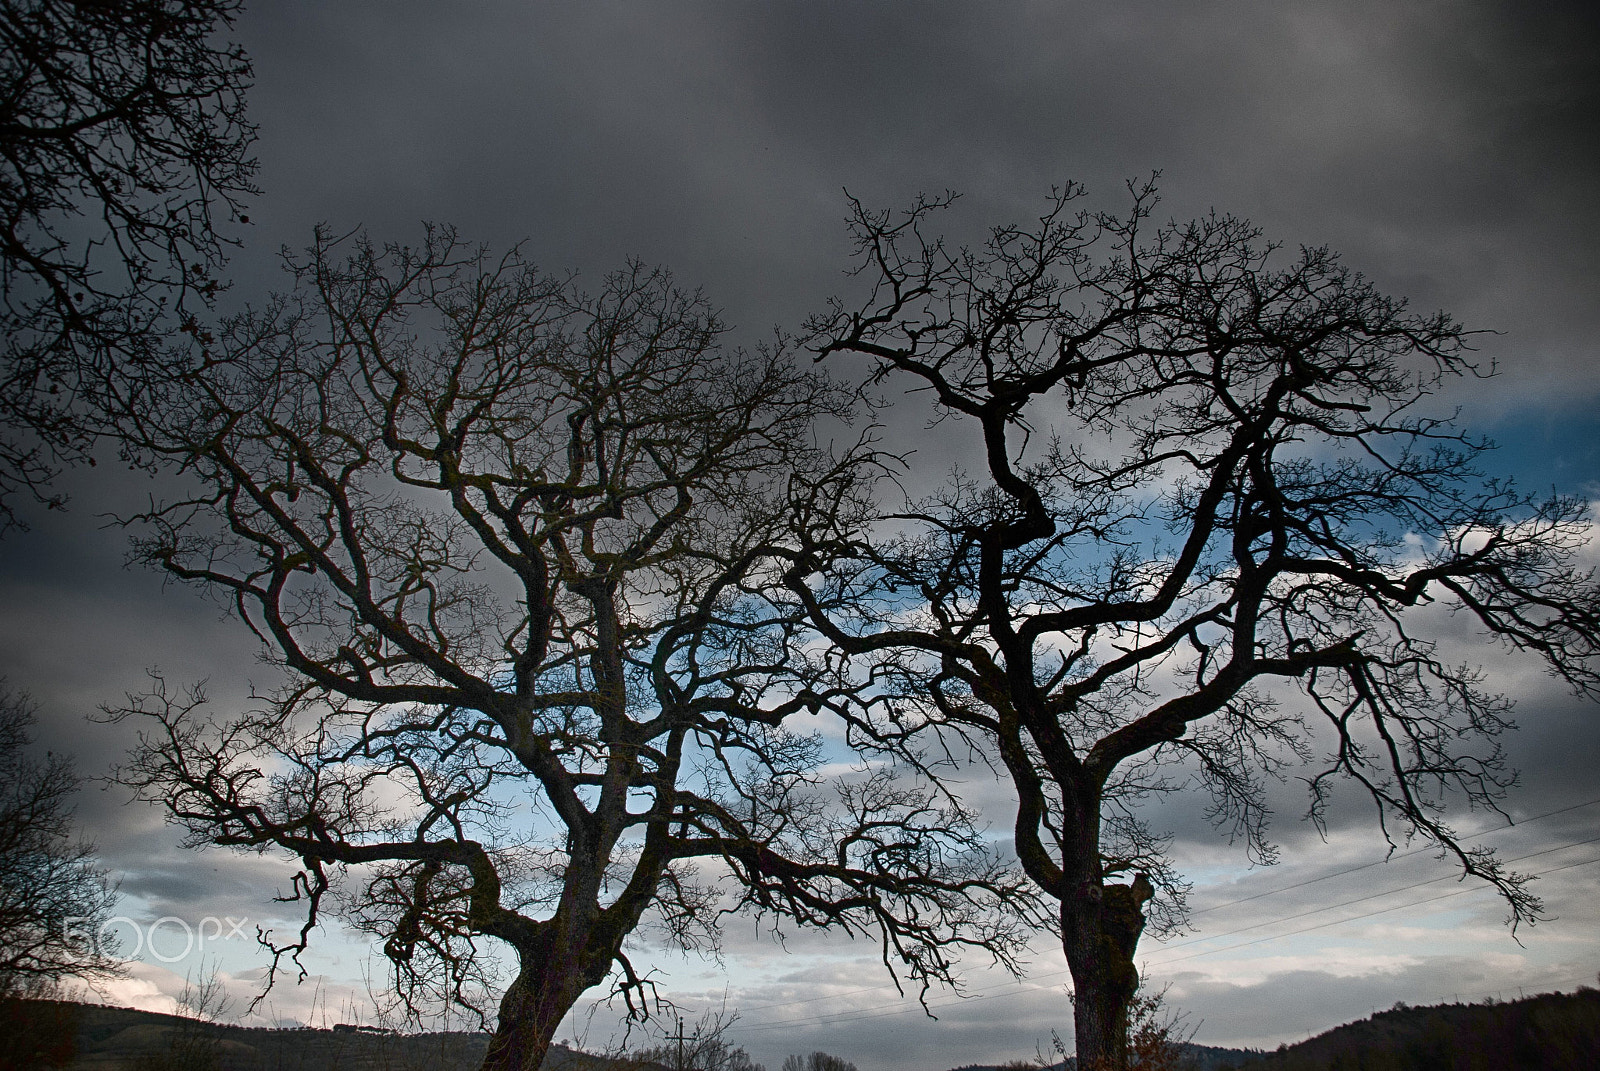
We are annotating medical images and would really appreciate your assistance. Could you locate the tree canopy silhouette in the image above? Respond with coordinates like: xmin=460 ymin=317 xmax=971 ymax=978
xmin=107 ymin=228 xmax=1028 ymax=1071
xmin=785 ymin=181 xmax=1600 ymax=1070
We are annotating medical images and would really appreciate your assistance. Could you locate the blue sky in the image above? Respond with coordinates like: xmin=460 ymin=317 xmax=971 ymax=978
xmin=1480 ymin=406 xmax=1600 ymax=497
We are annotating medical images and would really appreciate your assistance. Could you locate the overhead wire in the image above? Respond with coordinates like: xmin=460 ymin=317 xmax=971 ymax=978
xmin=1149 ymin=830 xmax=1600 ymax=954
xmin=1147 ymin=854 xmax=1600 ymax=970
xmin=1188 ymin=794 xmax=1600 ymax=919
xmin=731 ymin=850 xmax=1600 ymax=1035
xmin=1146 ymin=845 xmax=1600 ymax=969
xmin=725 ymin=794 xmax=1600 ymax=1022
xmin=721 ymin=806 xmax=1600 ymax=1035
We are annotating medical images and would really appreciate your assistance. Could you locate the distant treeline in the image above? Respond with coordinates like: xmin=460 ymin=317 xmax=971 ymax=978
xmin=946 ymin=988 xmax=1599 ymax=1071
xmin=1221 ymin=987 xmax=1600 ymax=1071
xmin=4 ymin=988 xmax=1598 ymax=1071
xmin=0 ymin=999 xmax=497 ymax=1071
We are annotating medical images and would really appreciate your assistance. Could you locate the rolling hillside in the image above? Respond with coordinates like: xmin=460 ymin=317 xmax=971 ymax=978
xmin=1224 ymin=988 xmax=1600 ymax=1070
xmin=3 ymin=989 xmax=1596 ymax=1070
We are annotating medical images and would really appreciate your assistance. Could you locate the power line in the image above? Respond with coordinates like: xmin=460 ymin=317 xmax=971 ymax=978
xmin=1189 ymin=794 xmax=1600 ymax=919
xmin=1152 ymin=831 xmax=1600 ymax=955
xmin=727 ymin=836 xmax=1600 ymax=1036
xmin=732 ymin=852 xmax=1600 ymax=1035
xmin=1146 ymin=854 xmax=1600 ymax=971
xmin=728 ymin=795 xmax=1600 ymax=1020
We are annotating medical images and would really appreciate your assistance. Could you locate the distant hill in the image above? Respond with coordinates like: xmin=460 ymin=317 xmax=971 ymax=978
xmin=5 ymin=989 xmax=1597 ymax=1071
xmin=945 ymin=989 xmax=1600 ymax=1071
xmin=948 ymin=1041 xmax=1262 ymax=1071
xmin=0 ymin=998 xmax=641 ymax=1071
xmin=1 ymin=998 xmax=492 ymax=1070
xmin=1221 ymin=988 xmax=1600 ymax=1071
xmin=0 ymin=997 xmax=682 ymax=1071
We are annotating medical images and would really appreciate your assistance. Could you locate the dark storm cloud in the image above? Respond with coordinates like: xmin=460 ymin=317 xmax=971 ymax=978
xmin=2 ymin=1 xmax=1597 ymax=1064
xmin=230 ymin=2 xmax=1600 ymax=408
xmin=118 ymin=853 xmax=303 ymax=922
xmin=0 ymin=461 xmax=267 ymax=850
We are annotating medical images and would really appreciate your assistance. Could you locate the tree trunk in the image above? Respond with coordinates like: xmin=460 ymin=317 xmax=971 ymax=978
xmin=480 ymin=941 xmax=611 ymax=1071
xmin=480 ymin=967 xmax=568 ymax=1071
xmin=1061 ymin=874 xmax=1153 ymax=1071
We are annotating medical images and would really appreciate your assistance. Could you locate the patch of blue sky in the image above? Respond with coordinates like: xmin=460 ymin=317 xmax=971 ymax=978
xmin=1474 ymin=404 xmax=1600 ymax=498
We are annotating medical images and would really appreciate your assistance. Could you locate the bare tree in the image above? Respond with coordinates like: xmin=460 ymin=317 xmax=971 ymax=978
xmin=626 ymin=1004 xmax=764 ymax=1071
xmin=786 ymin=182 xmax=1600 ymax=1070
xmin=780 ymin=1052 xmax=856 ymax=1071
xmin=0 ymin=0 xmax=256 ymax=530
xmin=106 ymin=229 xmax=1029 ymax=1071
xmin=0 ymin=681 xmax=121 ymax=995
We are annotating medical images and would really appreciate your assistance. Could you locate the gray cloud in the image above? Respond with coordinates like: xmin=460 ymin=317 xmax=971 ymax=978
xmin=226 ymin=2 xmax=1600 ymax=409
xmin=1166 ymin=954 xmax=1592 ymax=1049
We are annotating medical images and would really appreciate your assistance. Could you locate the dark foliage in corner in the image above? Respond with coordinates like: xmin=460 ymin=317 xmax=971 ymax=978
xmin=0 ymin=0 xmax=257 ymax=530
xmin=0 ymin=681 xmax=120 ymax=996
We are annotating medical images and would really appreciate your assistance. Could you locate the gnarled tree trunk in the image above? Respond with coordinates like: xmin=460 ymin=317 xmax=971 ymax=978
xmin=480 ymin=925 xmax=617 ymax=1071
xmin=481 ymin=971 xmax=568 ymax=1071
xmin=1061 ymin=874 xmax=1153 ymax=1071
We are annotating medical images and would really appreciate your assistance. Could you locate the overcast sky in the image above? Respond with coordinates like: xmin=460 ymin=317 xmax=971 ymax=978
xmin=4 ymin=2 xmax=1599 ymax=1066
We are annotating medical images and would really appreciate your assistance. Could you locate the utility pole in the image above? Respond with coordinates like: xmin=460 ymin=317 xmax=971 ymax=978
xmin=670 ymin=1014 xmax=691 ymax=1071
